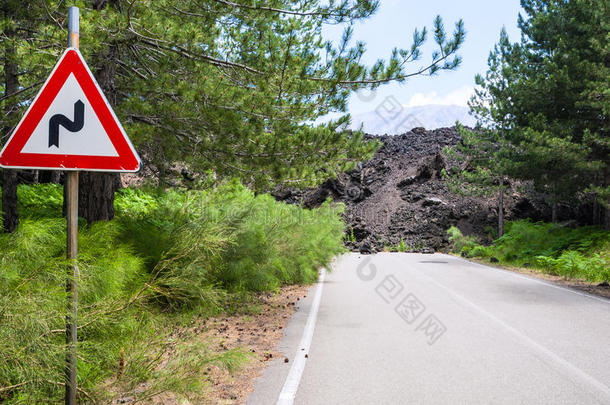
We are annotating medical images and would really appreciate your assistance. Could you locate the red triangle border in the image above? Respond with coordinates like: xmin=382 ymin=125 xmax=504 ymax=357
xmin=0 ymin=48 xmax=141 ymax=172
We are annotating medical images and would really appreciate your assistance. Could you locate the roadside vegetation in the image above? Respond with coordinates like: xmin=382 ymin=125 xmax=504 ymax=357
xmin=443 ymin=1 xmax=609 ymax=283
xmin=1 ymin=1 xmax=465 ymax=228
xmin=0 ymin=183 xmax=345 ymax=403
xmin=448 ymin=221 xmax=610 ymax=283
xmin=1 ymin=1 xmax=468 ymax=402
xmin=444 ymin=0 xmax=609 ymax=235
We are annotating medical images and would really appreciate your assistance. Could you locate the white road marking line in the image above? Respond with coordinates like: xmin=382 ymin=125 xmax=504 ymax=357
xmin=438 ymin=254 xmax=610 ymax=305
xmin=416 ymin=268 xmax=610 ymax=403
xmin=276 ymin=268 xmax=326 ymax=405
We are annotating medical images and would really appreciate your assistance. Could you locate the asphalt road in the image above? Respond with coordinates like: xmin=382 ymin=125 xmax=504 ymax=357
xmin=247 ymin=253 xmax=610 ymax=405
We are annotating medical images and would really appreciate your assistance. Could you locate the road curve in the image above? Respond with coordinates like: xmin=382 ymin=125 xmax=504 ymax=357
xmin=247 ymin=253 xmax=610 ymax=405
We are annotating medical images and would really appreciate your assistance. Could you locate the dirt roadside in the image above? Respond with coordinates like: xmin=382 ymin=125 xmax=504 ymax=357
xmin=197 ymin=284 xmax=310 ymax=405
xmin=107 ymin=284 xmax=311 ymax=405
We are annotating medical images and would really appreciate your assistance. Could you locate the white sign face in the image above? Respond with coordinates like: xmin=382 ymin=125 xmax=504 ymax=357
xmin=0 ymin=48 xmax=141 ymax=172
xmin=21 ymin=73 xmax=119 ymax=157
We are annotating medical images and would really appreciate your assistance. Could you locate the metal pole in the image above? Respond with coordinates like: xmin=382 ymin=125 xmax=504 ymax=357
xmin=65 ymin=7 xmax=79 ymax=405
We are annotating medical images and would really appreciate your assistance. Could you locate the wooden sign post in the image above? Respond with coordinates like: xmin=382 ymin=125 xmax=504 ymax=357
xmin=65 ymin=9 xmax=79 ymax=405
xmin=0 ymin=6 xmax=140 ymax=402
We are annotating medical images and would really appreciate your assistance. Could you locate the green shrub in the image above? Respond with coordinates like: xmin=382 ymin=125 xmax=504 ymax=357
xmin=484 ymin=225 xmax=498 ymax=240
xmin=554 ymin=250 xmax=585 ymax=279
xmin=536 ymin=250 xmax=609 ymax=281
xmin=397 ymin=237 xmax=407 ymax=252
xmin=0 ymin=181 xmax=345 ymax=402
xmin=489 ymin=220 xmax=609 ymax=263
xmin=345 ymin=227 xmax=356 ymax=243
xmin=466 ymin=220 xmax=610 ymax=282
xmin=115 ymin=187 xmax=160 ymax=217
xmin=206 ymin=184 xmax=345 ymax=292
xmin=0 ymin=218 xmax=154 ymax=403
xmin=447 ymin=226 xmax=479 ymax=255
xmin=17 ymin=184 xmax=64 ymax=218
xmin=469 ymin=245 xmax=491 ymax=258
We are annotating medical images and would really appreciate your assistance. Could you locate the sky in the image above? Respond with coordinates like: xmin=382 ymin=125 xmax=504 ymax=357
xmin=323 ymin=0 xmax=524 ymax=115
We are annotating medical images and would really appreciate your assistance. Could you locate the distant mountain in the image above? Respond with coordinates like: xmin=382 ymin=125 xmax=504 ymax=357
xmin=349 ymin=104 xmax=476 ymax=134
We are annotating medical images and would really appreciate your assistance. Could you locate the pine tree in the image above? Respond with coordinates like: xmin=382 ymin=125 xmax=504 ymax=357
xmin=443 ymin=30 xmax=515 ymax=237
xmin=468 ymin=0 xmax=609 ymax=225
xmin=1 ymin=0 xmax=58 ymax=231
xmin=443 ymin=125 xmax=510 ymax=237
xmin=2 ymin=1 xmax=466 ymax=227
xmin=581 ymin=1 xmax=610 ymax=227
xmin=1 ymin=3 xmax=19 ymax=232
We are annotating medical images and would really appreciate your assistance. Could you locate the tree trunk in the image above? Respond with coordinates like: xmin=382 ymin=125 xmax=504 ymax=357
xmin=498 ymin=186 xmax=504 ymax=238
xmin=605 ymin=198 xmax=610 ymax=231
xmin=551 ymin=201 xmax=558 ymax=223
xmin=600 ymin=174 xmax=610 ymax=231
xmin=592 ymin=194 xmax=601 ymax=225
xmin=76 ymin=33 xmax=120 ymax=223
xmin=39 ymin=170 xmax=62 ymax=184
xmin=50 ymin=171 xmax=61 ymax=184
xmin=1 ymin=22 xmax=20 ymax=233
xmin=78 ymin=172 xmax=121 ymax=224
xmin=1 ymin=170 xmax=19 ymax=232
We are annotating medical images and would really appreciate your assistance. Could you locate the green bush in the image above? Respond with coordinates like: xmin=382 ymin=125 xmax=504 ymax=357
xmin=484 ymin=225 xmax=498 ymax=240
xmin=457 ymin=220 xmax=610 ymax=282
xmin=469 ymin=245 xmax=491 ymax=258
xmin=397 ymin=238 xmax=407 ymax=252
xmin=447 ymin=226 xmax=479 ymax=255
xmin=0 ymin=181 xmax=345 ymax=402
xmin=17 ymin=184 xmax=63 ymax=218
xmin=536 ymin=250 xmax=609 ymax=281
xmin=204 ymin=183 xmax=345 ymax=291
xmin=490 ymin=220 xmax=609 ymax=262
xmin=0 ymin=218 xmax=155 ymax=403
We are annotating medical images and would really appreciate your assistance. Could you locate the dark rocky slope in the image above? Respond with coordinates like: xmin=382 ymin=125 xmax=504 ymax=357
xmin=274 ymin=127 xmax=549 ymax=253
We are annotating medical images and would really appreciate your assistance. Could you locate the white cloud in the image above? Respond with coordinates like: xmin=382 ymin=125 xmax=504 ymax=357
xmin=406 ymin=86 xmax=475 ymax=107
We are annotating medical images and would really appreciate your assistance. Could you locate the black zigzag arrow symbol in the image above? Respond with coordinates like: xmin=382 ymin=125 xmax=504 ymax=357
xmin=48 ymin=100 xmax=85 ymax=148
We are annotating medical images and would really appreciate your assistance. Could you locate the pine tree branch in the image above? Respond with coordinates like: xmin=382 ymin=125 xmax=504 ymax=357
xmin=310 ymin=53 xmax=456 ymax=85
xmin=126 ymin=13 xmax=460 ymax=87
xmin=134 ymin=36 xmax=265 ymax=74
xmin=199 ymin=0 xmax=375 ymax=20
xmin=0 ymin=380 xmax=32 ymax=394
xmin=0 ymin=380 xmax=92 ymax=402
xmin=0 ymin=80 xmax=44 ymax=102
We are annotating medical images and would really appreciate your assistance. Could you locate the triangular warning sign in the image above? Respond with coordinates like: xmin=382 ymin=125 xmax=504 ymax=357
xmin=0 ymin=48 xmax=141 ymax=172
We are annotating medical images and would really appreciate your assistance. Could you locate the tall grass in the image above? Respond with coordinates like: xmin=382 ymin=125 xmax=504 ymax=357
xmin=0 ymin=182 xmax=345 ymax=402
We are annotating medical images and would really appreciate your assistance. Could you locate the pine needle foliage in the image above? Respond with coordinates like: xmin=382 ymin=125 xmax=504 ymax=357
xmin=1 ymin=0 xmax=466 ymax=189
xmin=0 ymin=182 xmax=345 ymax=402
xmin=454 ymin=220 xmax=610 ymax=282
xmin=469 ymin=0 xmax=610 ymax=212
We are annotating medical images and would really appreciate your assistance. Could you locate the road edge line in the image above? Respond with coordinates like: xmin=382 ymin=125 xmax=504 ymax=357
xmin=439 ymin=254 xmax=610 ymax=305
xmin=276 ymin=268 xmax=326 ymax=405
